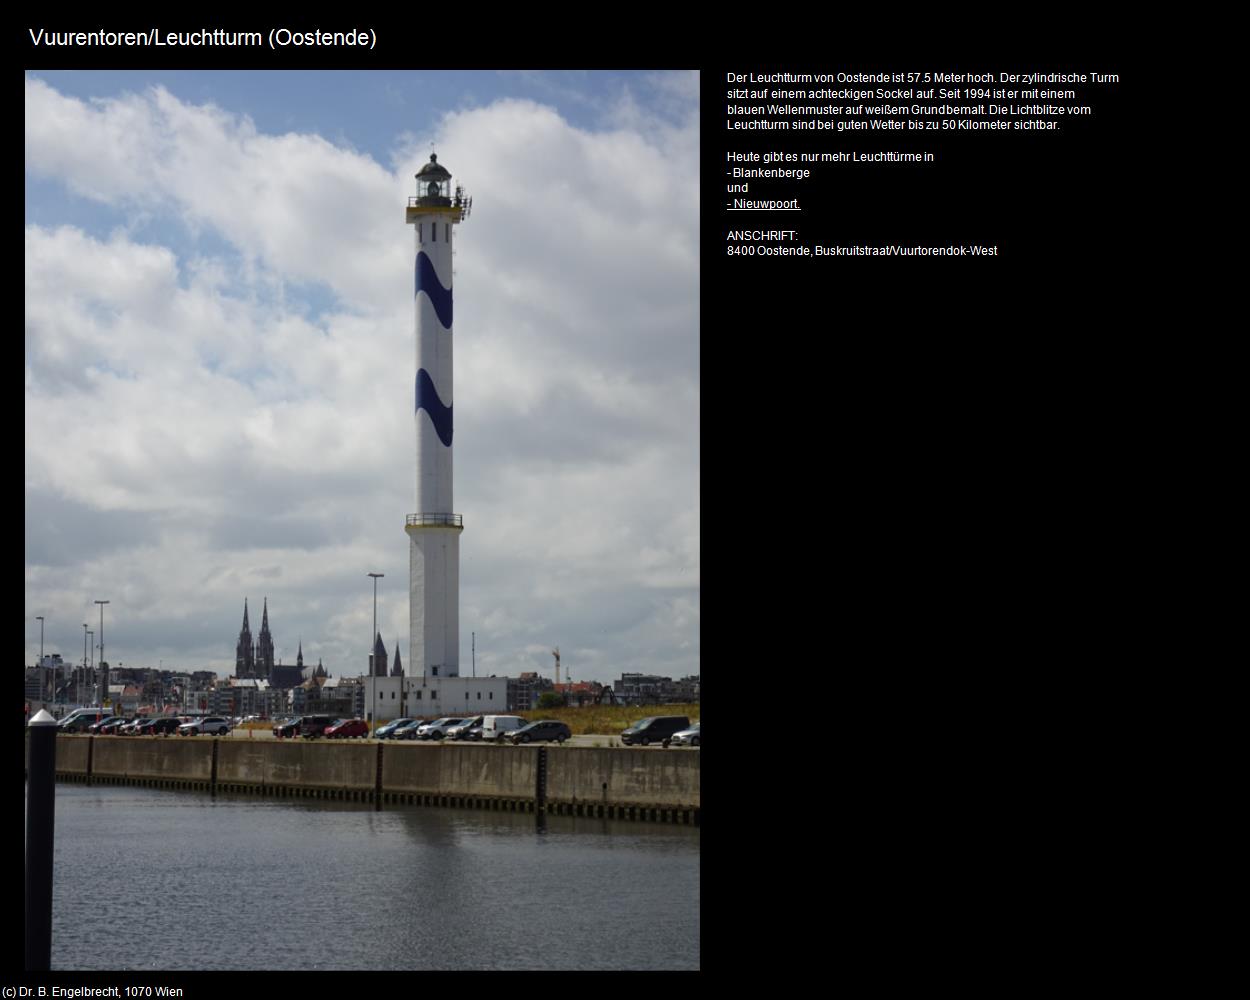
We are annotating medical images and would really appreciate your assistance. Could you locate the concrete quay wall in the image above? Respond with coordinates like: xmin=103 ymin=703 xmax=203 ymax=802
xmin=217 ymin=740 xmax=377 ymax=793
xmin=380 ymin=742 xmax=540 ymax=809
xmin=545 ymin=747 xmax=701 ymax=809
xmin=39 ymin=735 xmax=700 ymax=823
xmin=91 ymin=736 xmax=213 ymax=782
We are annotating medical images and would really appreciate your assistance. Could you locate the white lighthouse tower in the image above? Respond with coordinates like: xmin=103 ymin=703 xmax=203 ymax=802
xmin=405 ymin=153 xmax=470 ymax=680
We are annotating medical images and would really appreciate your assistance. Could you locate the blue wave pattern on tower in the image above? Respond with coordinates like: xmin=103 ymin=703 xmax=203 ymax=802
xmin=415 ymin=368 xmax=453 ymax=446
xmin=415 ymin=251 xmax=454 ymax=329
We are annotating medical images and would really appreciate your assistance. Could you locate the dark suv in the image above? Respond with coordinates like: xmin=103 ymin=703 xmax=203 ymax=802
xmin=299 ymin=715 xmax=336 ymax=739
xmin=619 ymin=716 xmax=690 ymax=746
xmin=508 ymin=720 xmax=572 ymax=745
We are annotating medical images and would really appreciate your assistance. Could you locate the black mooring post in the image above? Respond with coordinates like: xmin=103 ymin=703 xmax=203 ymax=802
xmin=26 ymin=709 xmax=58 ymax=970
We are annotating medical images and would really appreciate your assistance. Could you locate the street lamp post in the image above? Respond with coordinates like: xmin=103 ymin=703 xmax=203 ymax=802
xmin=368 ymin=573 xmax=384 ymax=728
xmin=36 ymin=616 xmax=45 ymax=702
xmin=95 ymin=600 xmax=109 ymax=710
xmin=82 ymin=624 xmax=89 ymax=708
xmin=87 ymin=632 xmax=94 ymax=705
xmin=368 ymin=574 xmax=384 ymax=676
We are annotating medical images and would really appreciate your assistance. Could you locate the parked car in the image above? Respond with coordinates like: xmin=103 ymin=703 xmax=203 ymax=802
xmin=299 ymin=715 xmax=336 ymax=739
xmin=137 ymin=717 xmax=182 ymax=736
xmin=375 ymin=718 xmax=414 ymax=740
xmin=393 ymin=719 xmax=427 ymax=740
xmin=463 ymin=724 xmax=485 ymax=741
xmin=664 ymin=723 xmax=700 ymax=748
xmin=178 ymin=716 xmax=232 ymax=736
xmin=87 ymin=716 xmax=126 ymax=735
xmin=480 ymin=715 xmax=527 ymax=742
xmin=420 ymin=718 xmax=466 ymax=741
xmin=120 ymin=718 xmax=150 ymax=735
xmin=97 ymin=717 xmax=133 ymax=735
xmin=619 ymin=716 xmax=690 ymax=747
xmin=272 ymin=717 xmax=302 ymax=738
xmin=324 ymin=718 xmax=369 ymax=739
xmin=410 ymin=719 xmax=438 ymax=739
xmin=56 ymin=707 xmax=108 ymax=732
xmin=508 ymin=720 xmax=572 ymax=745
xmin=446 ymin=716 xmax=484 ymax=741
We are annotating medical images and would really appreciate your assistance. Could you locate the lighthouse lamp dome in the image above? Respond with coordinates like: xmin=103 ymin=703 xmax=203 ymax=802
xmin=415 ymin=153 xmax=453 ymax=206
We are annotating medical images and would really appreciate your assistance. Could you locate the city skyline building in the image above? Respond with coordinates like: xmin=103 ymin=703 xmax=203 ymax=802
xmin=232 ymin=598 xmax=319 ymax=689
xmin=234 ymin=597 xmax=275 ymax=680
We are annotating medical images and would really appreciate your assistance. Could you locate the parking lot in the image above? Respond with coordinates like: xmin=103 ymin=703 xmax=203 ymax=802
xmin=220 ymin=728 xmax=684 ymax=748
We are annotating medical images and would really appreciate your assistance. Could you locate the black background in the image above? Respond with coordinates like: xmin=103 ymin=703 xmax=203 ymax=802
xmin=702 ymin=39 xmax=1146 ymax=976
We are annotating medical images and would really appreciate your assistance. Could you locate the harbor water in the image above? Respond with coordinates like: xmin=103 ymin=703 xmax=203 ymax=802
xmin=41 ymin=783 xmax=700 ymax=971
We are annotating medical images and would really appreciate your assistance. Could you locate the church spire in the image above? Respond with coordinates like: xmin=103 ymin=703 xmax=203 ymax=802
xmin=256 ymin=597 xmax=275 ymax=677
xmin=372 ymin=633 xmax=388 ymax=677
xmin=235 ymin=598 xmax=255 ymax=678
xmin=391 ymin=641 xmax=404 ymax=677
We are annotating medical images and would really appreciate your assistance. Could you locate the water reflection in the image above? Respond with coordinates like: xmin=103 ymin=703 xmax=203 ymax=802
xmin=48 ymin=784 xmax=698 ymax=971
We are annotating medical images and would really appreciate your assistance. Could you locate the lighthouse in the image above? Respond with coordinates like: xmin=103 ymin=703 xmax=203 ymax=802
xmin=405 ymin=153 xmax=470 ymax=680
xmin=363 ymin=154 xmax=503 ymax=722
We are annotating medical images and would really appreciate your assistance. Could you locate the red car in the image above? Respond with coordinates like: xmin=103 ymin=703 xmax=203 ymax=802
xmin=324 ymin=718 xmax=369 ymax=739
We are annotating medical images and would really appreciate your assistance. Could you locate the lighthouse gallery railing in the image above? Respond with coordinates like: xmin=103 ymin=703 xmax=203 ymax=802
xmin=406 ymin=513 xmax=463 ymax=528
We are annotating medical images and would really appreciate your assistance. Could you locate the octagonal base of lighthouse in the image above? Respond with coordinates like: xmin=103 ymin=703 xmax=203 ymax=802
xmin=406 ymin=515 xmax=462 ymax=679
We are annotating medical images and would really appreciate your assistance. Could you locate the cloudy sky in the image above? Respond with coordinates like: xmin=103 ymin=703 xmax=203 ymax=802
xmin=24 ymin=70 xmax=699 ymax=686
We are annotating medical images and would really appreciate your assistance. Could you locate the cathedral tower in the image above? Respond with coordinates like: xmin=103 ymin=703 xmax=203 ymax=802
xmin=235 ymin=599 xmax=254 ymax=678
xmin=256 ymin=597 xmax=275 ymax=678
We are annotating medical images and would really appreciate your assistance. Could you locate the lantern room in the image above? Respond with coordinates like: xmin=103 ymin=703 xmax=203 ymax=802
xmin=414 ymin=153 xmax=452 ymax=206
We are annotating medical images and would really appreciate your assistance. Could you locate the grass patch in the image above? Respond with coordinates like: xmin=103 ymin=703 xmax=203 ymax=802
xmin=514 ymin=704 xmax=699 ymax=736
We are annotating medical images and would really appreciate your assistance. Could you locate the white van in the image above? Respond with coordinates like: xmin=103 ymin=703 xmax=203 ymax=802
xmin=57 ymin=707 xmax=108 ymax=732
xmin=480 ymin=715 xmax=526 ymax=742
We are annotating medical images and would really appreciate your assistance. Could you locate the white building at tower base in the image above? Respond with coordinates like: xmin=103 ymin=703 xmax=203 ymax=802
xmin=363 ymin=674 xmax=509 ymax=724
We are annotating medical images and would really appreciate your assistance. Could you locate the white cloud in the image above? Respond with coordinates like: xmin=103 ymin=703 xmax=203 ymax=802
xmin=25 ymin=73 xmax=699 ymax=685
